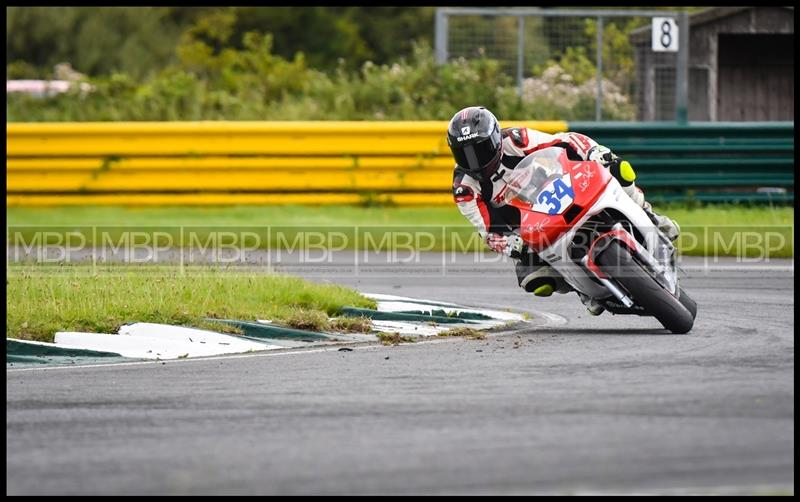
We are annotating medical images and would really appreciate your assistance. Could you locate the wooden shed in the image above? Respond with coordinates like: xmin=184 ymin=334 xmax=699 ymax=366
xmin=630 ymin=7 xmax=794 ymax=121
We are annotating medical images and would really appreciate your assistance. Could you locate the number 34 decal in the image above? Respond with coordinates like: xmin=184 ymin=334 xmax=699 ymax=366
xmin=533 ymin=174 xmax=575 ymax=215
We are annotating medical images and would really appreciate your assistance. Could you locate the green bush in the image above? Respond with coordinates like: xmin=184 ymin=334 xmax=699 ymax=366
xmin=6 ymin=31 xmax=613 ymax=122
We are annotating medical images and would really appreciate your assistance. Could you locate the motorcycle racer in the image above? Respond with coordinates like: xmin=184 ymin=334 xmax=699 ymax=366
xmin=448 ymin=106 xmax=681 ymax=312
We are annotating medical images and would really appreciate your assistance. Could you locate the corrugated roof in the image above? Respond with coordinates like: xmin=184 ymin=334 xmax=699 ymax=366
xmin=629 ymin=6 xmax=794 ymax=43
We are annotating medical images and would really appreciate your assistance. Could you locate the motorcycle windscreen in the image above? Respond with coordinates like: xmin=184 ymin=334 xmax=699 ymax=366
xmin=500 ymin=147 xmax=572 ymax=215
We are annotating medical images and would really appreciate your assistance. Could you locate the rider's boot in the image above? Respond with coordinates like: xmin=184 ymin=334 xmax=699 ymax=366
xmin=516 ymin=253 xmax=573 ymax=297
xmin=643 ymin=200 xmax=680 ymax=242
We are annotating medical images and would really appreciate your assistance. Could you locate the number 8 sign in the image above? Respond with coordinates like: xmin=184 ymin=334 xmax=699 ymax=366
xmin=652 ymin=17 xmax=678 ymax=52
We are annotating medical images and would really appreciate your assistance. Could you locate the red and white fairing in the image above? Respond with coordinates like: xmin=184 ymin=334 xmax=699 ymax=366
xmin=497 ymin=147 xmax=677 ymax=300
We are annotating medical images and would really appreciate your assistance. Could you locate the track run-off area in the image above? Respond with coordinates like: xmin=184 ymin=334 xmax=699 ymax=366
xmin=6 ymin=252 xmax=794 ymax=495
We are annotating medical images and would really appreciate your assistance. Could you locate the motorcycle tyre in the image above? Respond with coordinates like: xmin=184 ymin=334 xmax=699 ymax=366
xmin=596 ymin=240 xmax=694 ymax=334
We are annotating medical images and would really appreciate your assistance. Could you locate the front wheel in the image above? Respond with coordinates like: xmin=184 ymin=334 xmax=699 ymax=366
xmin=596 ymin=240 xmax=695 ymax=334
xmin=677 ymin=286 xmax=698 ymax=320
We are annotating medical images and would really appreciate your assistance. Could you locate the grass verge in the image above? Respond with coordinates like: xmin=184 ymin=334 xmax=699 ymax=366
xmin=7 ymin=204 xmax=793 ymax=257
xmin=6 ymin=264 xmax=376 ymax=342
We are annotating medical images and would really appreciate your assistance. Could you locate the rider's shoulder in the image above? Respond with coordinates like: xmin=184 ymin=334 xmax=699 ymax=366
xmin=501 ymin=127 xmax=529 ymax=148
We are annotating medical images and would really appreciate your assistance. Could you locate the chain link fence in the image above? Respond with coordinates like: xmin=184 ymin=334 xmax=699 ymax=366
xmin=436 ymin=8 xmax=687 ymax=121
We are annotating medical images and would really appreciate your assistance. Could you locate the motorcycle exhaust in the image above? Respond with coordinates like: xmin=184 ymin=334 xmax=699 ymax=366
xmin=580 ymin=255 xmax=635 ymax=308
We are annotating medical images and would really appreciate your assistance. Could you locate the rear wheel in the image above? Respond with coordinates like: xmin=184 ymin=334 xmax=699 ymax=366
xmin=596 ymin=241 xmax=694 ymax=334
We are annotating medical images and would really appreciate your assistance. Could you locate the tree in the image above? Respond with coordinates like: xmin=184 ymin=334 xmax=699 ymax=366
xmin=7 ymin=7 xmax=436 ymax=76
xmin=6 ymin=7 xmax=201 ymax=79
xmin=229 ymin=7 xmax=434 ymax=71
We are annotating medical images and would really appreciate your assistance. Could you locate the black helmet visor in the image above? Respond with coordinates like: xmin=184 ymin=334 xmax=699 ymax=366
xmin=452 ymin=134 xmax=501 ymax=173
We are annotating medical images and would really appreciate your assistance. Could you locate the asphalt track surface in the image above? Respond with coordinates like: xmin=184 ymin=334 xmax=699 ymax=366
xmin=6 ymin=253 xmax=794 ymax=495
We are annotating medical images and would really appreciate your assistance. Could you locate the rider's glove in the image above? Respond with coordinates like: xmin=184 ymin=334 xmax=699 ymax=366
xmin=589 ymin=145 xmax=636 ymax=187
xmin=486 ymin=232 xmax=525 ymax=259
xmin=588 ymin=144 xmax=616 ymax=166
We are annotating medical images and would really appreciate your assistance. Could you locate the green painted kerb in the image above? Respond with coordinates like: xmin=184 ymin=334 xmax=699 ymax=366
xmin=6 ymin=339 xmax=131 ymax=366
xmin=203 ymin=319 xmax=334 ymax=341
xmin=399 ymin=309 xmax=493 ymax=321
xmin=338 ymin=307 xmax=480 ymax=324
xmin=7 ymin=339 xmax=122 ymax=358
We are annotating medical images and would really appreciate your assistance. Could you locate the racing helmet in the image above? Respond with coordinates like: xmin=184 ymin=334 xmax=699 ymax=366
xmin=447 ymin=106 xmax=503 ymax=180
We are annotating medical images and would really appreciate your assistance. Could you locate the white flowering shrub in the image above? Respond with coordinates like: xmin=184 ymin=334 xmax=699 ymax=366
xmin=521 ymin=63 xmax=635 ymax=120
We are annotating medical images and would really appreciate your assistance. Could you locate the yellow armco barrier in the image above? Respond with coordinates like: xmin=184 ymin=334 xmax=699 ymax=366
xmin=5 ymin=193 xmax=455 ymax=207
xmin=7 ymin=121 xmax=568 ymax=206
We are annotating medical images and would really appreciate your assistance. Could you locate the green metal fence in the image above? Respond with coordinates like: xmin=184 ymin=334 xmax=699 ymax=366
xmin=570 ymin=122 xmax=794 ymax=203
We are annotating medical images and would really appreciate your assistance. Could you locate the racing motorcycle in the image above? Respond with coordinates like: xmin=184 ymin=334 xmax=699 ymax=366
xmin=494 ymin=146 xmax=697 ymax=334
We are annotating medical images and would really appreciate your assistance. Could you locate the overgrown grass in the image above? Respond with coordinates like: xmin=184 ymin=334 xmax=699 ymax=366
xmin=282 ymin=310 xmax=330 ymax=332
xmin=376 ymin=332 xmax=417 ymax=345
xmin=6 ymin=264 xmax=376 ymax=342
xmin=282 ymin=310 xmax=373 ymax=333
xmin=7 ymin=204 xmax=793 ymax=257
xmin=328 ymin=316 xmax=373 ymax=333
xmin=437 ymin=327 xmax=487 ymax=340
